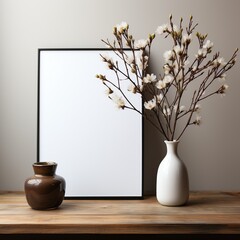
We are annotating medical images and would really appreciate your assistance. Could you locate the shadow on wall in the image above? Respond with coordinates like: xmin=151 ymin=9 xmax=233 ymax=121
xmin=143 ymin=62 xmax=167 ymax=196
xmin=144 ymin=115 xmax=165 ymax=196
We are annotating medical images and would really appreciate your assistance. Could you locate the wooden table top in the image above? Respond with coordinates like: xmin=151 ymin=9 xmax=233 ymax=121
xmin=0 ymin=191 xmax=240 ymax=234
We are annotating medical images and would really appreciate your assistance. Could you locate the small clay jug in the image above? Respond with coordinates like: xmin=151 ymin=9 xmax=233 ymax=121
xmin=24 ymin=162 xmax=65 ymax=210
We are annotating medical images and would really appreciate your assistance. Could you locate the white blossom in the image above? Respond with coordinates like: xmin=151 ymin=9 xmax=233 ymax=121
xmin=163 ymin=64 xmax=171 ymax=74
xmin=115 ymin=98 xmax=125 ymax=109
xmin=163 ymin=107 xmax=171 ymax=116
xmin=126 ymin=54 xmax=134 ymax=64
xmin=173 ymin=25 xmax=179 ymax=32
xmin=101 ymin=53 xmax=114 ymax=64
xmin=223 ymin=84 xmax=229 ymax=90
xmin=110 ymin=93 xmax=125 ymax=109
xmin=120 ymin=21 xmax=128 ymax=29
xmin=138 ymin=56 xmax=148 ymax=70
xmin=115 ymin=21 xmax=128 ymax=33
xmin=203 ymin=40 xmax=213 ymax=49
xmin=182 ymin=34 xmax=192 ymax=44
xmin=138 ymin=61 xmax=148 ymax=70
xmin=155 ymin=24 xmax=169 ymax=35
xmin=213 ymin=57 xmax=227 ymax=67
xmin=212 ymin=58 xmax=219 ymax=67
xmin=144 ymin=98 xmax=156 ymax=110
xmin=135 ymin=39 xmax=149 ymax=49
xmin=196 ymin=40 xmax=213 ymax=58
xmin=173 ymin=63 xmax=179 ymax=75
xmin=197 ymin=48 xmax=207 ymax=58
xmin=212 ymin=59 xmax=218 ymax=67
xmin=139 ymin=84 xmax=144 ymax=92
xmin=194 ymin=115 xmax=201 ymax=125
xmin=143 ymin=73 xmax=157 ymax=83
xmin=156 ymin=80 xmax=167 ymax=90
xmin=135 ymin=51 xmax=148 ymax=70
xmin=218 ymin=57 xmax=227 ymax=66
xmin=127 ymin=82 xmax=136 ymax=93
xmin=156 ymin=93 xmax=164 ymax=103
xmin=164 ymin=50 xmax=174 ymax=62
xmin=194 ymin=104 xmax=201 ymax=112
xmin=219 ymin=84 xmax=229 ymax=96
xmin=180 ymin=105 xmax=186 ymax=112
xmin=192 ymin=65 xmax=197 ymax=72
xmin=174 ymin=105 xmax=186 ymax=113
xmin=163 ymin=74 xmax=174 ymax=84
xmin=219 ymin=73 xmax=226 ymax=81
xmin=173 ymin=45 xmax=183 ymax=55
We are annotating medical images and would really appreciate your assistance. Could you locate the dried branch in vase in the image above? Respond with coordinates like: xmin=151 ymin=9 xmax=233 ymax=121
xmin=96 ymin=15 xmax=238 ymax=141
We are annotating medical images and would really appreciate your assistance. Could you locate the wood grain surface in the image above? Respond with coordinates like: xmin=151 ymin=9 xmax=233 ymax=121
xmin=0 ymin=192 xmax=240 ymax=234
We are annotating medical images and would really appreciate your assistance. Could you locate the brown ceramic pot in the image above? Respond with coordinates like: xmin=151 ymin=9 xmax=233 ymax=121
xmin=24 ymin=162 xmax=65 ymax=210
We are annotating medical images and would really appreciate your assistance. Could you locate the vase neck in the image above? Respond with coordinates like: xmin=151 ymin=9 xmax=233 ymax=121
xmin=164 ymin=140 xmax=179 ymax=156
xmin=33 ymin=162 xmax=57 ymax=176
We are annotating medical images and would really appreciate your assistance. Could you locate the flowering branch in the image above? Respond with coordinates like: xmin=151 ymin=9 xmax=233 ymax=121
xmin=96 ymin=16 xmax=238 ymax=141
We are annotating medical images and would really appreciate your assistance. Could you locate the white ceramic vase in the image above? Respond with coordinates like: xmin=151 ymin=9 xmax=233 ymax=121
xmin=156 ymin=140 xmax=189 ymax=206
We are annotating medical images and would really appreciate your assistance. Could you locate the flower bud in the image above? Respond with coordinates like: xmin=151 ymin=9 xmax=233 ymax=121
xmin=149 ymin=33 xmax=155 ymax=43
xmin=131 ymin=66 xmax=136 ymax=73
xmin=108 ymin=63 xmax=113 ymax=69
xmin=113 ymin=27 xmax=117 ymax=35
xmin=96 ymin=74 xmax=106 ymax=81
xmin=218 ymin=84 xmax=229 ymax=95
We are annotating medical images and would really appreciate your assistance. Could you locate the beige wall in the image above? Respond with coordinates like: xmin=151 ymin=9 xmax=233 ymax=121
xmin=0 ymin=0 xmax=240 ymax=194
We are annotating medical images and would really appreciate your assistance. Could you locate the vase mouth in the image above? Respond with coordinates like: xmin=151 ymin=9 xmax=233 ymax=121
xmin=164 ymin=140 xmax=180 ymax=144
xmin=33 ymin=162 xmax=57 ymax=167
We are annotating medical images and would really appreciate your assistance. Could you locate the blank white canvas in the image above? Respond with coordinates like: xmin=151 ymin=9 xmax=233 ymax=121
xmin=38 ymin=49 xmax=142 ymax=197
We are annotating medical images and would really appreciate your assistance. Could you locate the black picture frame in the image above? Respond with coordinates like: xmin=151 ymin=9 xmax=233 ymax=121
xmin=37 ymin=48 xmax=143 ymax=198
